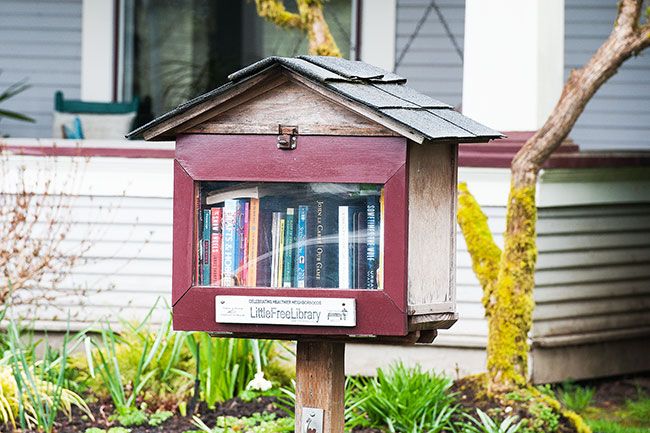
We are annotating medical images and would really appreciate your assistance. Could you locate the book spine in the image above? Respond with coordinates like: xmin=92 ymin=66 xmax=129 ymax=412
xmin=232 ymin=200 xmax=244 ymax=285
xmin=210 ymin=208 xmax=223 ymax=286
xmin=240 ymin=201 xmax=250 ymax=285
xmin=356 ymin=210 xmax=367 ymax=290
xmin=378 ymin=189 xmax=385 ymax=290
xmin=247 ymin=198 xmax=260 ymax=286
xmin=201 ymin=209 xmax=211 ymax=285
xmin=313 ymin=200 xmax=325 ymax=287
xmin=195 ymin=192 xmax=201 ymax=285
xmin=278 ymin=216 xmax=285 ymax=288
xmin=270 ymin=212 xmax=279 ymax=287
xmin=221 ymin=200 xmax=237 ymax=287
xmin=282 ymin=208 xmax=295 ymax=288
xmin=338 ymin=206 xmax=350 ymax=289
xmin=296 ymin=205 xmax=308 ymax=288
xmin=366 ymin=196 xmax=379 ymax=289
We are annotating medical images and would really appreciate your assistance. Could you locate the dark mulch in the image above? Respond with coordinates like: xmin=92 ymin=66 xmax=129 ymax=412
xmin=586 ymin=372 xmax=650 ymax=409
xmin=0 ymin=396 xmax=286 ymax=433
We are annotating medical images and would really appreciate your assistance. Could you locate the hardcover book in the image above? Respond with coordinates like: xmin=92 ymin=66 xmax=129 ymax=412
xmin=366 ymin=195 xmax=380 ymax=289
xmin=247 ymin=198 xmax=260 ymax=286
xmin=282 ymin=208 xmax=295 ymax=288
xmin=201 ymin=209 xmax=211 ymax=285
xmin=296 ymin=205 xmax=308 ymax=288
xmin=210 ymin=207 xmax=223 ymax=286
xmin=221 ymin=200 xmax=237 ymax=287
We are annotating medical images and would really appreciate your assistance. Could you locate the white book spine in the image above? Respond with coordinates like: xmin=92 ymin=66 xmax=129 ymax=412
xmin=338 ymin=206 xmax=350 ymax=289
xmin=270 ymin=212 xmax=279 ymax=288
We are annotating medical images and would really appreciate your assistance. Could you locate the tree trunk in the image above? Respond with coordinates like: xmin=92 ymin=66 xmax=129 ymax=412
xmin=255 ymin=0 xmax=342 ymax=57
xmin=459 ymin=0 xmax=649 ymax=392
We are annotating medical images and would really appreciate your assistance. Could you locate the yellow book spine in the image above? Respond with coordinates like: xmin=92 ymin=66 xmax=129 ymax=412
xmin=247 ymin=198 xmax=260 ymax=286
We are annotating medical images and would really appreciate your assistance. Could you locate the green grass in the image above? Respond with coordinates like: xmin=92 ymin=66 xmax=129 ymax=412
xmin=587 ymin=419 xmax=650 ymax=433
xmin=625 ymin=395 xmax=650 ymax=424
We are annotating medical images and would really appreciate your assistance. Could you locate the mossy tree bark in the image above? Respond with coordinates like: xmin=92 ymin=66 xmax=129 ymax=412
xmin=255 ymin=0 xmax=342 ymax=57
xmin=459 ymin=0 xmax=650 ymax=393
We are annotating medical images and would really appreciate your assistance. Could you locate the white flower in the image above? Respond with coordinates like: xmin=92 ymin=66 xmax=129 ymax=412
xmin=247 ymin=371 xmax=273 ymax=391
xmin=505 ymin=406 xmax=513 ymax=413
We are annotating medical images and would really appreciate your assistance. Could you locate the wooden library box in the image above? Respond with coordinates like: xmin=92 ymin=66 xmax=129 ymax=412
xmin=129 ymin=56 xmax=500 ymax=343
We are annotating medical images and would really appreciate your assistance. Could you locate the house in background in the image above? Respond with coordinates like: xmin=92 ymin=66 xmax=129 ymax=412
xmin=1 ymin=0 xmax=649 ymax=383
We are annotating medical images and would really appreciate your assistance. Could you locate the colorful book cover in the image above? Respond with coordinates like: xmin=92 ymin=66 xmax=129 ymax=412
xmin=201 ymin=209 xmax=211 ymax=285
xmin=247 ymin=198 xmax=260 ymax=286
xmin=366 ymin=195 xmax=380 ymax=289
xmin=210 ymin=207 xmax=223 ymax=286
xmin=221 ymin=200 xmax=237 ymax=287
xmin=282 ymin=208 xmax=295 ymax=288
xmin=240 ymin=201 xmax=250 ymax=285
xmin=296 ymin=205 xmax=308 ymax=288
xmin=338 ymin=206 xmax=350 ymax=289
xmin=278 ymin=216 xmax=285 ymax=288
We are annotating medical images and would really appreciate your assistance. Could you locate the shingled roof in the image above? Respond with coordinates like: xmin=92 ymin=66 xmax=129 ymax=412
xmin=129 ymin=56 xmax=502 ymax=142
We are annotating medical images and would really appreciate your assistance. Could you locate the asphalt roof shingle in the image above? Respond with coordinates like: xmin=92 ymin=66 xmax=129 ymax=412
xmin=129 ymin=56 xmax=502 ymax=142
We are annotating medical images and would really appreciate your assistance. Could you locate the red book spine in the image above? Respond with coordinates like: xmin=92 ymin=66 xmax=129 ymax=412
xmin=210 ymin=208 xmax=223 ymax=286
xmin=240 ymin=201 xmax=250 ymax=285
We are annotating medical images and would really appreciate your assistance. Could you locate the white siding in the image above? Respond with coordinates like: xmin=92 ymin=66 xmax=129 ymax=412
xmin=0 ymin=0 xmax=82 ymax=138
xmin=2 ymin=140 xmax=173 ymax=330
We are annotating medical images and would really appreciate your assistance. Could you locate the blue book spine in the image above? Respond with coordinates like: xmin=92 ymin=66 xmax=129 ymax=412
xmin=221 ymin=200 xmax=237 ymax=287
xmin=201 ymin=209 xmax=211 ymax=285
xmin=366 ymin=196 xmax=379 ymax=289
xmin=296 ymin=205 xmax=308 ymax=288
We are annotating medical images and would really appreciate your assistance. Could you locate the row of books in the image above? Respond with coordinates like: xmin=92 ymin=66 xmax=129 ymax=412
xmin=197 ymin=191 xmax=384 ymax=289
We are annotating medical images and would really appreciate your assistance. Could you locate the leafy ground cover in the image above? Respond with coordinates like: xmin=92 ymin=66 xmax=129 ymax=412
xmin=0 ymin=307 xmax=647 ymax=433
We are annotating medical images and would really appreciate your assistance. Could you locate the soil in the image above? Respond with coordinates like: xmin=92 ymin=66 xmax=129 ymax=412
xmin=0 ymin=396 xmax=385 ymax=433
xmin=2 ymin=374 xmax=647 ymax=433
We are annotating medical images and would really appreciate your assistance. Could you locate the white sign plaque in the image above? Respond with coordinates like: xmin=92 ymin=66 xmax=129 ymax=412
xmin=215 ymin=295 xmax=356 ymax=327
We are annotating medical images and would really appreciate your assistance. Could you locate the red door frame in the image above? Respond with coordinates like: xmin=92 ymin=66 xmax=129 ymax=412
xmin=172 ymin=134 xmax=408 ymax=337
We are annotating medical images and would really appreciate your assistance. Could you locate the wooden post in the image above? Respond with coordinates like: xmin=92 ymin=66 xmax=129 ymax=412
xmin=295 ymin=341 xmax=345 ymax=433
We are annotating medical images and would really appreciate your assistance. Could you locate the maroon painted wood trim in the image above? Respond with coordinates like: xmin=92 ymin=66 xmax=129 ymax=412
xmin=172 ymin=134 xmax=409 ymax=336
xmin=176 ymin=134 xmax=407 ymax=183
xmin=173 ymin=288 xmax=406 ymax=336
xmin=172 ymin=161 xmax=194 ymax=305
xmin=3 ymin=145 xmax=174 ymax=159
xmin=460 ymin=131 xmax=650 ymax=169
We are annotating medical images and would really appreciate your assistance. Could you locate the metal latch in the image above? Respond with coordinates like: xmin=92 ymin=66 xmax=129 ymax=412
xmin=277 ymin=125 xmax=298 ymax=150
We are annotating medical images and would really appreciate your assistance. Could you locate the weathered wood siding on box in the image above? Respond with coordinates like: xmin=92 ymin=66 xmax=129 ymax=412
xmin=0 ymin=0 xmax=82 ymax=138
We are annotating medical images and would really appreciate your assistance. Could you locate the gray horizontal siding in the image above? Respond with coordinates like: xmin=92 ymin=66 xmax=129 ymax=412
xmin=394 ymin=0 xmax=650 ymax=150
xmin=0 ymin=0 xmax=82 ymax=138
xmin=394 ymin=0 xmax=464 ymax=107
xmin=565 ymin=0 xmax=650 ymax=150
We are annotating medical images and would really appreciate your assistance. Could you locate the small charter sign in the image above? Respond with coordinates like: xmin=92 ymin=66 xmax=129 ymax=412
xmin=215 ymin=295 xmax=356 ymax=327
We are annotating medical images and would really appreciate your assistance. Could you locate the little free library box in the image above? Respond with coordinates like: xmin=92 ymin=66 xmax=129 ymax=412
xmin=130 ymin=56 xmax=500 ymax=343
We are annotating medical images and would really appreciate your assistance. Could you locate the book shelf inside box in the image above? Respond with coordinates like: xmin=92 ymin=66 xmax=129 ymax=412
xmin=196 ymin=181 xmax=385 ymax=290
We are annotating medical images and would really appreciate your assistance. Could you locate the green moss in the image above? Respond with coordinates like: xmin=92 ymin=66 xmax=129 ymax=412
xmin=255 ymin=0 xmax=342 ymax=56
xmin=457 ymin=182 xmax=502 ymax=310
xmin=486 ymin=184 xmax=537 ymax=391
